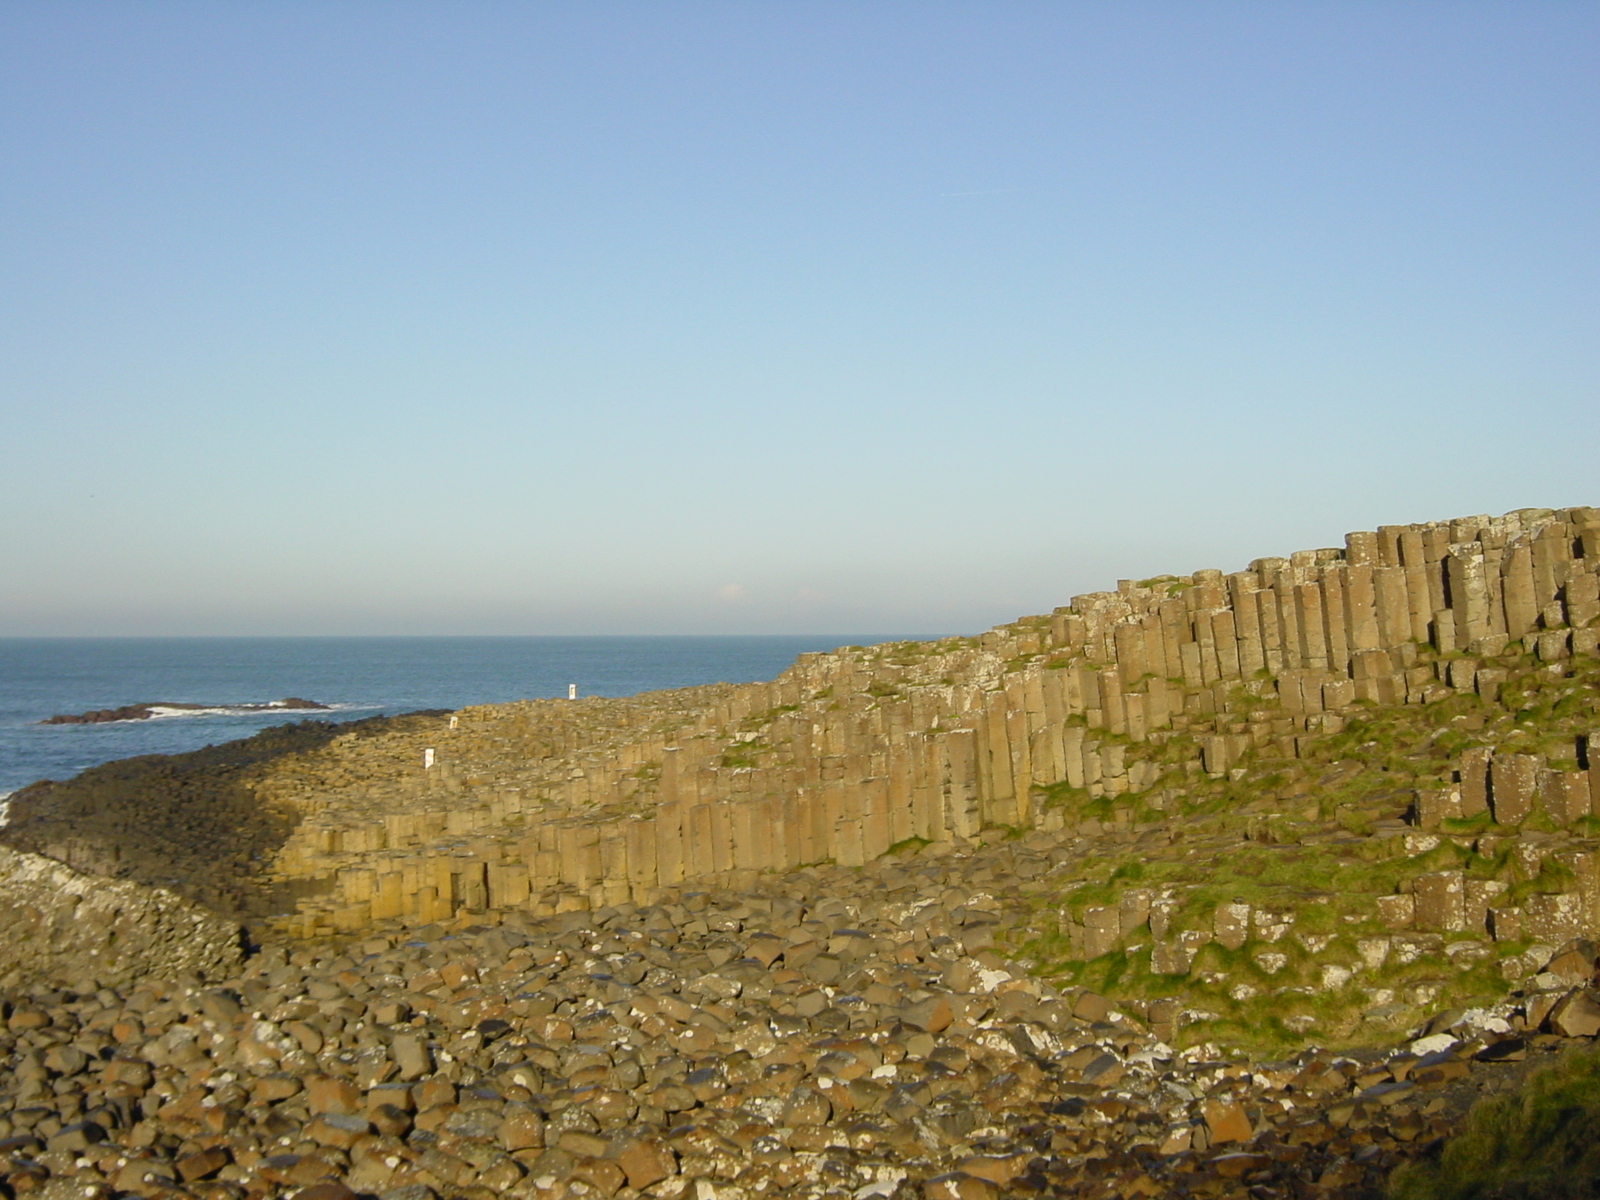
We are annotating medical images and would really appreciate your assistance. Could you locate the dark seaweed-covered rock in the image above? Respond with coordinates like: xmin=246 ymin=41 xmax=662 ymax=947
xmin=41 ymin=697 xmax=331 ymax=724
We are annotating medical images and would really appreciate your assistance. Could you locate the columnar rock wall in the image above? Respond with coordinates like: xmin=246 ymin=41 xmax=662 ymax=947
xmin=261 ymin=506 xmax=1600 ymax=937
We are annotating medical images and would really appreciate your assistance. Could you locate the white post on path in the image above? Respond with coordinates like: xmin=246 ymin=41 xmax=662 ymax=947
xmin=568 ymin=684 xmax=577 ymax=700
xmin=449 ymin=715 xmax=459 ymax=730
xmin=423 ymin=748 xmax=435 ymax=769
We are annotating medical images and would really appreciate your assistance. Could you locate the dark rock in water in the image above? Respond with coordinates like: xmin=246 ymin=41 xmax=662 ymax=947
xmin=41 ymin=702 xmax=199 ymax=724
xmin=40 ymin=697 xmax=331 ymax=724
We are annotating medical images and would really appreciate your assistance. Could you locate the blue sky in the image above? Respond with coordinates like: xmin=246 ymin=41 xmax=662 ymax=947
xmin=2 ymin=2 xmax=1595 ymax=635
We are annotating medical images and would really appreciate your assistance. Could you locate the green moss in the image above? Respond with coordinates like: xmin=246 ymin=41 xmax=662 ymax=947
xmin=719 ymin=741 xmax=769 ymax=770
xmin=1440 ymin=811 xmax=1494 ymax=835
xmin=883 ymin=836 xmax=930 ymax=857
xmin=739 ymin=704 xmax=798 ymax=731
xmin=1506 ymin=857 xmax=1578 ymax=905
xmin=1095 ymin=949 xmax=1131 ymax=991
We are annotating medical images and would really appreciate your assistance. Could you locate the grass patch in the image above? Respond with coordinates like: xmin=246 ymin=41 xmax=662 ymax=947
xmin=719 ymin=741 xmax=769 ymax=769
xmin=1440 ymin=811 xmax=1494 ymax=836
xmin=1389 ymin=1044 xmax=1600 ymax=1200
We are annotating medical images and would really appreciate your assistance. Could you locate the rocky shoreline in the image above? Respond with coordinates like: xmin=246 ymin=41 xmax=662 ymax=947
xmin=4 ymin=504 xmax=1598 ymax=1199
xmin=1 ymin=837 xmax=1597 ymax=1200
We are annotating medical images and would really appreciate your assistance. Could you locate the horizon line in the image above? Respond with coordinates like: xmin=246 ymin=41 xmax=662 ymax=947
xmin=0 ymin=630 xmax=965 ymax=641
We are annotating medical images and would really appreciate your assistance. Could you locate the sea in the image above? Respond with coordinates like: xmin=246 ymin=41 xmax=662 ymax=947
xmin=0 ymin=635 xmax=933 ymax=800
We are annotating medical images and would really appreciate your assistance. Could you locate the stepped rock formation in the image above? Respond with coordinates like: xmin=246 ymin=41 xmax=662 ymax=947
xmin=11 ymin=506 xmax=1600 ymax=1031
xmin=2 ymin=504 xmax=1599 ymax=1200
xmin=249 ymin=508 xmax=1599 ymax=966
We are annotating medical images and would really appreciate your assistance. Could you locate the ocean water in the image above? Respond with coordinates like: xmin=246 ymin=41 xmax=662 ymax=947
xmin=0 ymin=636 xmax=928 ymax=796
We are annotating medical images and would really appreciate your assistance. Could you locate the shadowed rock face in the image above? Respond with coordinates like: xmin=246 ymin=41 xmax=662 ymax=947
xmin=0 ymin=845 xmax=242 ymax=991
xmin=0 ymin=715 xmax=436 ymax=921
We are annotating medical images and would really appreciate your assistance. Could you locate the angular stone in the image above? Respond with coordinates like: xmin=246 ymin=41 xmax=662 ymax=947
xmin=305 ymin=1076 xmax=362 ymax=1116
xmin=415 ymin=1078 xmax=456 ymax=1112
xmin=570 ymin=1155 xmax=626 ymax=1196
xmin=391 ymin=1035 xmax=432 ymax=1082
xmin=254 ymin=1073 xmax=304 ymax=1104
xmin=1377 ymin=894 xmax=1415 ymax=929
xmin=1413 ymin=788 xmax=1462 ymax=831
xmin=176 ymin=1148 xmax=231 ymax=1183
xmin=1413 ymin=873 xmax=1466 ymax=933
xmin=901 ymin=996 xmax=953 ymax=1033
xmin=1491 ymin=754 xmax=1541 ymax=825
xmin=45 ymin=1120 xmax=106 ymax=1153
xmin=115 ymin=1159 xmax=177 ymax=1192
xmin=745 ymin=933 xmax=786 ymax=966
xmin=1082 ymin=906 xmax=1121 ymax=957
xmin=1073 ymin=991 xmax=1111 ymax=1022
xmin=1548 ymin=990 xmax=1600 ymax=1038
xmin=1203 ymin=1098 xmax=1252 ymax=1145
xmin=1079 ymin=1053 xmax=1123 ymax=1086
xmin=783 ymin=1087 xmax=832 ymax=1126
xmin=614 ymin=1136 xmax=675 ymax=1189
xmin=1544 ymin=941 xmax=1598 ymax=986
xmin=307 ymin=1112 xmax=372 ymax=1149
xmin=499 ymin=1107 xmax=544 ymax=1158
xmin=42 ymin=1045 xmax=88 ymax=1076
xmin=1525 ymin=893 xmax=1585 ymax=944
xmin=1214 ymin=902 xmax=1250 ymax=951
xmin=370 ymin=1103 xmax=412 ymax=1138
xmin=955 ymin=1155 xmax=1026 ymax=1185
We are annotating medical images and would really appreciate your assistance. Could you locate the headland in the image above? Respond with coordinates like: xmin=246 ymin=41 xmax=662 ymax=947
xmin=1 ymin=505 xmax=1598 ymax=1200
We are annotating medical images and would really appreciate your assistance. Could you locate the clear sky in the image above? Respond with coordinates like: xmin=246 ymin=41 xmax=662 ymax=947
xmin=1 ymin=2 xmax=1595 ymax=636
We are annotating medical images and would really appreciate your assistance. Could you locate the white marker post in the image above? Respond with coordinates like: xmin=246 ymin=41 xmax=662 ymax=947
xmin=449 ymin=715 xmax=459 ymax=730
xmin=423 ymin=748 xmax=435 ymax=769
xmin=568 ymin=684 xmax=577 ymax=700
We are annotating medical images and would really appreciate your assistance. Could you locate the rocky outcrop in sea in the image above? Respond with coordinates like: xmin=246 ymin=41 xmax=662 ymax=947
xmin=41 ymin=700 xmax=330 ymax=726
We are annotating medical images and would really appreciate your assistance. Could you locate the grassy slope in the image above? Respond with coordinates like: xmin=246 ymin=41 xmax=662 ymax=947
xmin=1390 ymin=1045 xmax=1600 ymax=1200
xmin=1003 ymin=644 xmax=1600 ymax=1056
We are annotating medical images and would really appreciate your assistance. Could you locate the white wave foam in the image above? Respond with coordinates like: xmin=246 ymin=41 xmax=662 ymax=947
xmin=0 ymin=791 xmax=11 ymax=830
xmin=141 ymin=703 xmax=336 ymax=720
